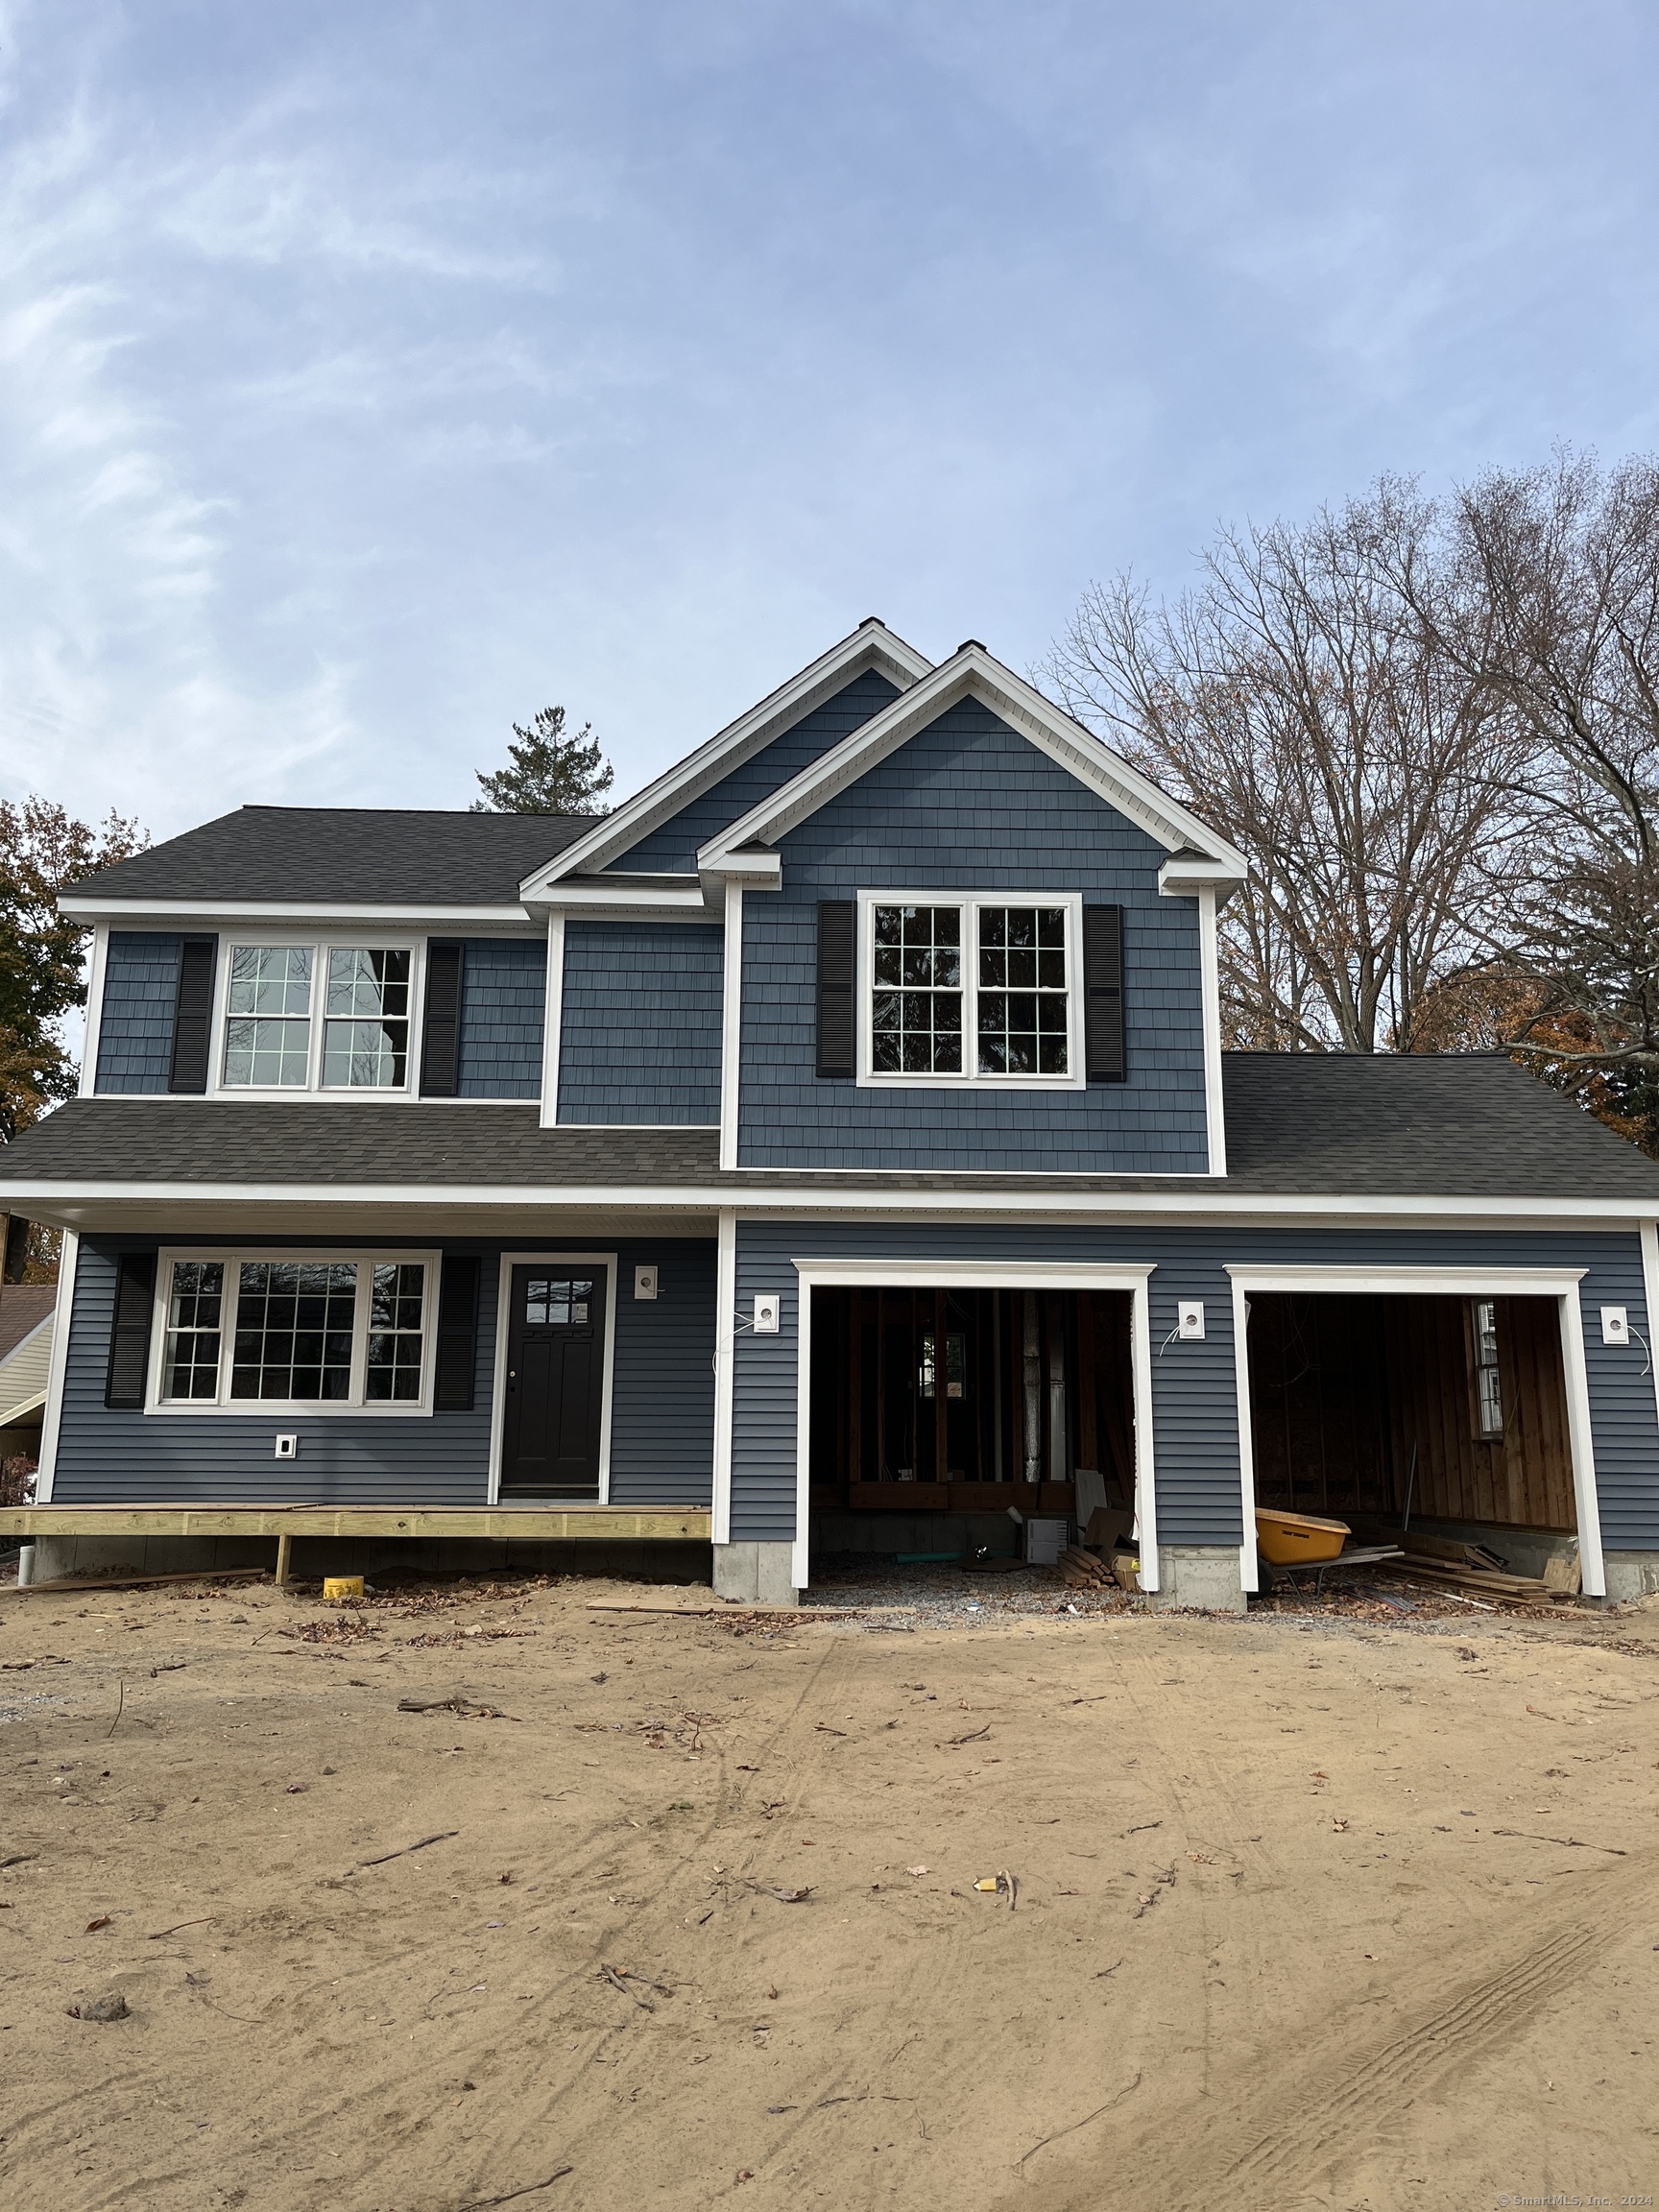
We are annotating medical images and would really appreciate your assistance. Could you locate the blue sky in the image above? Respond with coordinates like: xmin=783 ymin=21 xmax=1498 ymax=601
xmin=3 ymin=0 xmax=1657 ymax=838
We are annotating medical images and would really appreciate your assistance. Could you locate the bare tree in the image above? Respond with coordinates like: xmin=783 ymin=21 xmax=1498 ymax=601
xmin=1047 ymin=492 xmax=1520 ymax=1052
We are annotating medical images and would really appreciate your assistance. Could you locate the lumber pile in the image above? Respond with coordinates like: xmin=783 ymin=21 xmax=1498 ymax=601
xmin=1057 ymin=1545 xmax=1117 ymax=1592
xmin=1372 ymin=1541 xmax=1575 ymax=1609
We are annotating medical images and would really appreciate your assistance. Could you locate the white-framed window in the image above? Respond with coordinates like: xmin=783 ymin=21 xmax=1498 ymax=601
xmin=855 ymin=891 xmax=1085 ymax=1089
xmin=1469 ymin=1298 xmax=1503 ymax=1439
xmin=148 ymin=1249 xmax=442 ymax=1415
xmin=219 ymin=941 xmax=418 ymax=1094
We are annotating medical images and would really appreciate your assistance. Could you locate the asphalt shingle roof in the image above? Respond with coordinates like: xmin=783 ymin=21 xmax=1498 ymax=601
xmin=70 ymin=807 xmax=596 ymax=907
xmin=2 ymin=1056 xmax=1655 ymax=1202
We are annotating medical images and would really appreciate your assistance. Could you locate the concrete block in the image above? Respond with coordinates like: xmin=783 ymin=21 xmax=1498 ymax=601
xmin=1602 ymin=1551 xmax=1659 ymax=1604
xmin=712 ymin=1542 xmax=798 ymax=1607
xmin=1146 ymin=1544 xmax=1246 ymax=1615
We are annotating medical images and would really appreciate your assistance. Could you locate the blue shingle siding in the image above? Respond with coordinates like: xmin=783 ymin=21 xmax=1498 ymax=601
xmin=457 ymin=939 xmax=546 ymax=1099
xmin=51 ymin=1235 xmax=715 ymax=1508
xmin=94 ymin=933 xmax=184 ymax=1094
xmin=558 ymin=923 xmax=722 ymax=1125
xmin=728 ymin=1220 xmax=1659 ymax=1552
xmin=735 ymin=697 xmax=1210 ymax=1172
xmin=621 ymin=669 xmax=902 ymax=873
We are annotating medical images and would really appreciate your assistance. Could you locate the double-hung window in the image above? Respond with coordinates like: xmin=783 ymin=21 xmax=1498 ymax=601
xmin=858 ymin=892 xmax=1084 ymax=1088
xmin=153 ymin=1250 xmax=439 ymax=1413
xmin=222 ymin=944 xmax=415 ymax=1092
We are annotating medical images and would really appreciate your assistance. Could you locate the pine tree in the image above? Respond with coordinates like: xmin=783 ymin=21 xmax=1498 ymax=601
xmin=472 ymin=706 xmax=613 ymax=816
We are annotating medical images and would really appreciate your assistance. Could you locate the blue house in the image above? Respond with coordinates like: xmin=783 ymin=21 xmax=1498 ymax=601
xmin=6 ymin=620 xmax=1659 ymax=1606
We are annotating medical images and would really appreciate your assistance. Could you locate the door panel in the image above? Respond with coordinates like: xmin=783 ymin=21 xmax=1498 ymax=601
xmin=499 ymin=1264 xmax=608 ymax=1497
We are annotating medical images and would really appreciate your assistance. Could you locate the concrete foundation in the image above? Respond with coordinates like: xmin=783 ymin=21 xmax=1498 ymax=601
xmin=1602 ymin=1551 xmax=1659 ymax=1604
xmin=1148 ymin=1544 xmax=1246 ymax=1615
xmin=21 ymin=1532 xmax=713 ymax=1588
xmin=712 ymin=1541 xmax=799 ymax=1606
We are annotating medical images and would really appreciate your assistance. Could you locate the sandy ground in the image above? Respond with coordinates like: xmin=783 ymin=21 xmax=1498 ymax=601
xmin=1 ymin=1571 xmax=1657 ymax=2212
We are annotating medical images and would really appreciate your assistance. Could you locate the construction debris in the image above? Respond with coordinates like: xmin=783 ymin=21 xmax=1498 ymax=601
xmin=1057 ymin=1546 xmax=1116 ymax=1591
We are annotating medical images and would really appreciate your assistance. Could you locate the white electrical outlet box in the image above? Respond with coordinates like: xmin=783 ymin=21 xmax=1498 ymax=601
xmin=634 ymin=1265 xmax=659 ymax=1301
xmin=1176 ymin=1299 xmax=1206 ymax=1340
xmin=1601 ymin=1306 xmax=1630 ymax=1346
xmin=753 ymin=1293 xmax=781 ymax=1334
xmin=274 ymin=1433 xmax=298 ymax=1460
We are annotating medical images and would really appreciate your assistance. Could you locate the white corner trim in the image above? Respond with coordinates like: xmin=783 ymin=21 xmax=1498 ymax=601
xmin=711 ymin=1210 xmax=736 ymax=1545
xmin=1231 ymin=1278 xmax=1258 ymax=1592
xmin=31 ymin=1231 xmax=79 ymax=1504
xmin=697 ymin=646 xmax=1249 ymax=878
xmin=518 ymin=621 xmax=933 ymax=894
xmin=719 ymin=883 xmax=743 ymax=1173
xmin=80 ymin=927 xmax=108 ymax=1098
xmin=486 ymin=1251 xmax=618 ymax=1504
xmin=1198 ymin=887 xmax=1227 ymax=1177
xmin=785 ymin=1256 xmax=1161 ymax=1595
xmin=541 ymin=915 xmax=565 ymax=1131
xmin=1642 ymin=1221 xmax=1659 ymax=1446
xmin=1226 ymin=1262 xmax=1606 ymax=1599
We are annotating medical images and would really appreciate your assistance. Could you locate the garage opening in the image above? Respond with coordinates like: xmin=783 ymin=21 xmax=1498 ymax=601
xmin=807 ymin=1286 xmax=1136 ymax=1547
xmin=1245 ymin=1292 xmax=1577 ymax=1571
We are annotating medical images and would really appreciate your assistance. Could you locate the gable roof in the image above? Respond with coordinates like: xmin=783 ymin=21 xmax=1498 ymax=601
xmin=694 ymin=642 xmax=1248 ymax=885
xmin=518 ymin=617 xmax=932 ymax=897
xmin=61 ymin=807 xmax=594 ymax=916
xmin=0 ymin=1285 xmax=55 ymax=1363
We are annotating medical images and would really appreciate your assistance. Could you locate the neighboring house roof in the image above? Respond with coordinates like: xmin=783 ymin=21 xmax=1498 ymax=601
xmin=0 ymin=1285 xmax=54 ymax=1362
xmin=61 ymin=807 xmax=595 ymax=912
xmin=4 ymin=1059 xmax=1657 ymax=1204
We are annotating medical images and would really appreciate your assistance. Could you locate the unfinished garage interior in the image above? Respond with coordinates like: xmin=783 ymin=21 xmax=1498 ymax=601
xmin=807 ymin=1285 xmax=1136 ymax=1548
xmin=1243 ymin=1290 xmax=1581 ymax=1577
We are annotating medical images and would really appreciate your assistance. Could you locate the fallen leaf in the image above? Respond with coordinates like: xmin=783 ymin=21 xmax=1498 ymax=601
xmin=84 ymin=1914 xmax=112 ymax=1933
xmin=767 ymin=1887 xmax=812 ymax=1904
xmin=285 ymin=1783 xmax=308 ymax=1794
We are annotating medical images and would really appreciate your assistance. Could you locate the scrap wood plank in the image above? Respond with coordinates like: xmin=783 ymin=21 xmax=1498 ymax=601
xmin=586 ymin=1601 xmax=908 ymax=1619
xmin=9 ymin=1567 xmax=273 ymax=1598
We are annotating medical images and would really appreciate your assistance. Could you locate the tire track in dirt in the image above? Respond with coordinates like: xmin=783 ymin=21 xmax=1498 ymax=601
xmin=993 ymin=1848 xmax=1653 ymax=2212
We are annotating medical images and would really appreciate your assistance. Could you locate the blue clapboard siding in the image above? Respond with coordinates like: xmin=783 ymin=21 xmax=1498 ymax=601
xmin=51 ymin=1236 xmax=715 ymax=1508
xmin=557 ymin=922 xmax=722 ymax=1125
xmin=457 ymin=938 xmax=546 ymax=1099
xmin=621 ymin=669 xmax=902 ymax=873
xmin=729 ymin=1220 xmax=1659 ymax=1551
xmin=736 ymin=696 xmax=1210 ymax=1172
xmin=94 ymin=933 xmax=184 ymax=1094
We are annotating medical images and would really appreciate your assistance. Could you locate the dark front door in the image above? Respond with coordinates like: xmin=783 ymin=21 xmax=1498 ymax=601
xmin=499 ymin=1265 xmax=608 ymax=1497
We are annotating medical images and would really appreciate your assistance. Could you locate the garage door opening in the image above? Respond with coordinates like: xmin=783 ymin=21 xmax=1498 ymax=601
xmin=1244 ymin=1291 xmax=1579 ymax=1574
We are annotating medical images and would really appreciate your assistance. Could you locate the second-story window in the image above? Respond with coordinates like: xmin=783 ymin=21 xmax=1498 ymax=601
xmin=860 ymin=894 xmax=1083 ymax=1087
xmin=221 ymin=944 xmax=416 ymax=1093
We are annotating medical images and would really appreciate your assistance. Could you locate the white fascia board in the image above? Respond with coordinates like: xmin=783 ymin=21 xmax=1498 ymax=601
xmin=1159 ymin=854 xmax=1245 ymax=901
xmin=537 ymin=881 xmax=712 ymax=925
xmin=7 ymin=1180 xmax=1658 ymax=1228
xmin=519 ymin=620 xmax=934 ymax=895
xmin=698 ymin=853 xmax=781 ymax=897
xmin=58 ymin=898 xmax=536 ymax=928
xmin=696 ymin=647 xmax=1248 ymax=881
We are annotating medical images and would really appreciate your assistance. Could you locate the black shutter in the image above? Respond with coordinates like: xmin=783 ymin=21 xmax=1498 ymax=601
xmin=167 ymin=936 xmax=217 ymax=1094
xmin=816 ymin=902 xmax=855 ymax=1078
xmin=433 ymin=1254 xmax=480 ymax=1410
xmin=1083 ymin=904 xmax=1125 ymax=1082
xmin=421 ymin=941 xmax=464 ymax=1096
xmin=105 ymin=1253 xmax=157 ymax=1409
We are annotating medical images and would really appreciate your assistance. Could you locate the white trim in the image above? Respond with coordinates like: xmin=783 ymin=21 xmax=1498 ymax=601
xmin=486 ymin=1252 xmax=618 ymax=1503
xmin=1230 ymin=1279 xmax=1257 ymax=1590
xmin=1642 ymin=1222 xmax=1659 ymax=1445
xmin=31 ymin=1231 xmax=78 ymax=1503
xmin=697 ymin=645 xmax=1249 ymax=882
xmin=1197 ymin=888 xmax=1227 ymax=1176
xmin=1225 ymin=1263 xmax=1606 ymax=1599
xmin=541 ymin=916 xmax=565 ymax=1130
xmin=144 ymin=1246 xmax=443 ymax=1415
xmin=519 ymin=620 xmax=933 ymax=894
xmin=719 ymin=883 xmax=743 ymax=1173
xmin=208 ymin=934 xmax=425 ymax=1102
xmin=787 ymin=1257 xmax=1161 ymax=1595
xmin=711 ymin=1210 xmax=736 ymax=1545
xmin=13 ymin=1181 xmax=1659 ymax=1227
xmin=542 ymin=883 xmax=713 ymax=924
xmin=80 ymin=926 xmax=108 ymax=1098
xmin=854 ymin=890 xmax=1086 ymax=1092
xmin=60 ymin=899 xmax=537 ymax=927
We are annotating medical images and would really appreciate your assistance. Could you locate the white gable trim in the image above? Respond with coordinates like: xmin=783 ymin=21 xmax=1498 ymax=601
xmin=518 ymin=619 xmax=933 ymax=897
xmin=695 ymin=645 xmax=1248 ymax=883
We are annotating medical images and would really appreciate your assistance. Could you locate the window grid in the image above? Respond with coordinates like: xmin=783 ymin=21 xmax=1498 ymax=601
xmin=323 ymin=950 xmax=412 ymax=1090
xmin=863 ymin=896 xmax=1078 ymax=1084
xmin=1471 ymin=1299 xmax=1503 ymax=1438
xmin=221 ymin=944 xmax=416 ymax=1093
xmin=162 ymin=1261 xmax=224 ymax=1400
xmin=231 ymin=1262 xmax=359 ymax=1402
xmin=224 ymin=945 xmax=314 ymax=1089
xmin=524 ymin=1276 xmax=595 ymax=1327
xmin=366 ymin=1262 xmax=426 ymax=1401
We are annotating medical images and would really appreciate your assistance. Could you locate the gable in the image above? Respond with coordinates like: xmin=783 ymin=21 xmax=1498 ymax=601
xmin=621 ymin=669 xmax=902 ymax=874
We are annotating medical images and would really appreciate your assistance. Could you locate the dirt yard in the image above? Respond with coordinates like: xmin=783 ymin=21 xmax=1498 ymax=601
xmin=1 ymin=1570 xmax=1656 ymax=2212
